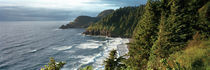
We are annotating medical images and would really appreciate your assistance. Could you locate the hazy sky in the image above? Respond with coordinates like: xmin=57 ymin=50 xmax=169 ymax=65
xmin=0 ymin=0 xmax=147 ymax=21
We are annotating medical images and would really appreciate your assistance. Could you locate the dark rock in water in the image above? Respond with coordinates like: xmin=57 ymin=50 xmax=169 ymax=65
xmin=82 ymin=30 xmax=122 ymax=38
xmin=59 ymin=9 xmax=114 ymax=29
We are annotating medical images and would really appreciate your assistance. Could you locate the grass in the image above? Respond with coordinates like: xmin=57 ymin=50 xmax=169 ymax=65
xmin=168 ymin=39 xmax=210 ymax=70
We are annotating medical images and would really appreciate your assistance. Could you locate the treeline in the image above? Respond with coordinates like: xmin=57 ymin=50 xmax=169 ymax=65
xmin=83 ymin=5 xmax=145 ymax=38
xmin=41 ymin=0 xmax=210 ymax=70
xmin=100 ymin=0 xmax=210 ymax=70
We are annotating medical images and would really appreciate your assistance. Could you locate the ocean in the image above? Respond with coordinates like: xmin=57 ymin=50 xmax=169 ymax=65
xmin=0 ymin=21 xmax=129 ymax=70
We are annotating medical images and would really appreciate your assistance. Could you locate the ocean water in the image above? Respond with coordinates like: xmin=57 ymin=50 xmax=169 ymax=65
xmin=0 ymin=21 xmax=129 ymax=70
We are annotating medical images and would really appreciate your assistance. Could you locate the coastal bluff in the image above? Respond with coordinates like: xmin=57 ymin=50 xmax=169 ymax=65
xmin=59 ymin=9 xmax=114 ymax=29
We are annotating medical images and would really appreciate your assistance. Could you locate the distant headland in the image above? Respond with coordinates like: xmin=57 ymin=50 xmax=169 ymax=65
xmin=59 ymin=9 xmax=114 ymax=29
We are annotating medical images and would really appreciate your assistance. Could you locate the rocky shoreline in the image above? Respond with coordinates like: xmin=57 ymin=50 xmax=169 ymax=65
xmin=82 ymin=30 xmax=130 ymax=38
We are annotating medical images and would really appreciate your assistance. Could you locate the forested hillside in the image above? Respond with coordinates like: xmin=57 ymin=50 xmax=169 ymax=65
xmin=85 ymin=0 xmax=210 ymax=70
xmin=42 ymin=0 xmax=210 ymax=70
xmin=83 ymin=5 xmax=145 ymax=38
xmin=59 ymin=9 xmax=114 ymax=29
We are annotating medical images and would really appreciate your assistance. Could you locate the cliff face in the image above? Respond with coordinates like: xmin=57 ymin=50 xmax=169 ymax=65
xmin=59 ymin=9 xmax=114 ymax=29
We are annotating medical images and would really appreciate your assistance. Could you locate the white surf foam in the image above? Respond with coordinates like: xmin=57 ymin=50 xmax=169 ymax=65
xmin=64 ymin=50 xmax=75 ymax=53
xmin=64 ymin=37 xmax=129 ymax=70
xmin=87 ymin=40 xmax=100 ymax=43
xmin=93 ymin=38 xmax=126 ymax=70
xmin=79 ymin=55 xmax=95 ymax=64
xmin=76 ymin=33 xmax=82 ymax=35
xmin=117 ymin=39 xmax=129 ymax=58
xmin=53 ymin=28 xmax=62 ymax=31
xmin=28 ymin=49 xmax=38 ymax=53
xmin=53 ymin=46 xmax=72 ymax=51
xmin=76 ymin=42 xmax=102 ymax=49
xmin=77 ymin=37 xmax=129 ymax=70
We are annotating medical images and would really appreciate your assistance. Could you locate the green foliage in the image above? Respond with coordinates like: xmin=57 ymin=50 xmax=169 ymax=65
xmin=147 ymin=1 xmax=190 ymax=68
xmin=104 ymin=50 xmax=118 ymax=70
xmin=127 ymin=0 xmax=210 ymax=70
xmin=85 ymin=0 xmax=210 ymax=70
xmin=37 ymin=0 xmax=210 ymax=70
xmin=86 ymin=5 xmax=145 ymax=37
xmin=196 ymin=2 xmax=210 ymax=39
xmin=104 ymin=50 xmax=126 ymax=70
xmin=80 ymin=66 xmax=93 ymax=70
xmin=41 ymin=57 xmax=66 ymax=70
xmin=167 ymin=39 xmax=210 ymax=70
xmin=126 ymin=0 xmax=161 ymax=69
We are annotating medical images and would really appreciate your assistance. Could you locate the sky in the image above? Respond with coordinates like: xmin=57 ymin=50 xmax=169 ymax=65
xmin=0 ymin=0 xmax=147 ymax=21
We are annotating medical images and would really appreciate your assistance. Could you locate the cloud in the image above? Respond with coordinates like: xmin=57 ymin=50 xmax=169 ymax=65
xmin=0 ymin=6 xmax=101 ymax=21
xmin=0 ymin=0 xmax=147 ymax=21
xmin=0 ymin=0 xmax=119 ymax=11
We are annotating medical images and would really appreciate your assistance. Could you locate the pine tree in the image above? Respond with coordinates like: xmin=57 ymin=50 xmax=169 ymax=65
xmin=147 ymin=11 xmax=169 ymax=69
xmin=80 ymin=66 xmax=93 ymax=70
xmin=151 ymin=0 xmax=190 ymax=57
xmin=126 ymin=0 xmax=160 ymax=69
xmin=85 ymin=6 xmax=145 ymax=38
xmin=133 ymin=0 xmax=159 ymax=50
xmin=196 ymin=1 xmax=210 ymax=39
xmin=104 ymin=50 xmax=118 ymax=70
xmin=41 ymin=57 xmax=66 ymax=70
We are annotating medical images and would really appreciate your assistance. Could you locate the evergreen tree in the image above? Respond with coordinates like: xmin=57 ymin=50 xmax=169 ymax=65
xmin=196 ymin=1 xmax=210 ymax=39
xmin=126 ymin=0 xmax=161 ymax=69
xmin=41 ymin=57 xmax=66 ymax=70
xmin=150 ymin=0 xmax=191 ymax=58
xmin=147 ymin=0 xmax=210 ymax=69
xmin=104 ymin=50 xmax=118 ymax=70
xmin=80 ymin=66 xmax=93 ymax=70
xmin=133 ymin=0 xmax=159 ymax=50
xmin=104 ymin=50 xmax=126 ymax=70
xmin=85 ymin=5 xmax=145 ymax=38
xmin=147 ymin=10 xmax=170 ymax=69
xmin=85 ymin=0 xmax=210 ymax=70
